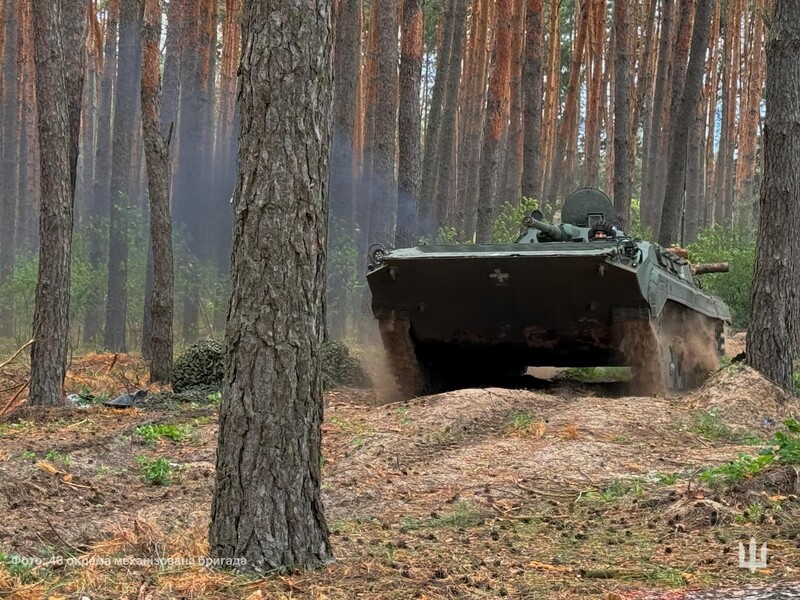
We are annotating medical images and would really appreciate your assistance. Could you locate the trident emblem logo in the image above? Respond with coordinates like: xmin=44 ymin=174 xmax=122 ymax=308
xmin=738 ymin=537 xmax=767 ymax=573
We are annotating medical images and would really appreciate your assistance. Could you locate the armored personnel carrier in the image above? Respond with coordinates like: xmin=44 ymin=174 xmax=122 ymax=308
xmin=366 ymin=188 xmax=731 ymax=397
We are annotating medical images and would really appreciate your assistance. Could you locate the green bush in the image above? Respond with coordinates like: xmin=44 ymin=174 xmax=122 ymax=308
xmin=688 ymin=225 xmax=755 ymax=327
xmin=493 ymin=197 xmax=539 ymax=243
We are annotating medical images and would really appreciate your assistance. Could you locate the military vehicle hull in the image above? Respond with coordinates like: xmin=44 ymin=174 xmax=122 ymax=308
xmin=368 ymin=241 xmax=730 ymax=397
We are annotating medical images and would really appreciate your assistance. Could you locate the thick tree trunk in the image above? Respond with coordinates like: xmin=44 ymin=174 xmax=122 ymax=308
xmin=521 ymin=0 xmax=544 ymax=201
xmin=209 ymin=0 xmax=334 ymax=570
xmin=396 ymin=0 xmax=423 ymax=247
xmin=140 ymin=0 xmax=173 ymax=383
xmin=104 ymin=0 xmax=141 ymax=351
xmin=29 ymin=0 xmax=77 ymax=406
xmin=0 ymin=0 xmax=20 ymax=337
xmin=658 ymin=0 xmax=714 ymax=245
xmin=613 ymin=0 xmax=632 ymax=227
xmin=747 ymin=0 xmax=800 ymax=392
xmin=474 ymin=0 xmax=514 ymax=242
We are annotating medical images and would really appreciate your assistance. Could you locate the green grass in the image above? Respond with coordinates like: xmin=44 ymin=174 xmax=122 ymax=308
xmin=136 ymin=456 xmax=175 ymax=485
xmin=508 ymin=410 xmax=534 ymax=431
xmin=559 ymin=367 xmax=631 ymax=383
xmin=135 ymin=423 xmax=192 ymax=446
xmin=429 ymin=501 xmax=485 ymax=528
xmin=44 ymin=450 xmax=71 ymax=466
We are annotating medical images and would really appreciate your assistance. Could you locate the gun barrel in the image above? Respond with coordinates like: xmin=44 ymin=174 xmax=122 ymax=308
xmin=530 ymin=219 xmax=569 ymax=241
xmin=692 ymin=262 xmax=730 ymax=275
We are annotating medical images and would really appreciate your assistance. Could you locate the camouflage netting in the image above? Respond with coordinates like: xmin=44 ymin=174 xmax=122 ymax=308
xmin=172 ymin=340 xmax=225 ymax=393
xmin=171 ymin=338 xmax=370 ymax=394
xmin=322 ymin=340 xmax=371 ymax=390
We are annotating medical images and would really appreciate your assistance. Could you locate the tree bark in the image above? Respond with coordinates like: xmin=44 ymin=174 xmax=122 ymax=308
xmin=584 ymin=0 xmax=605 ymax=188
xmin=84 ymin=0 xmax=118 ymax=346
xmin=419 ymin=0 xmax=458 ymax=237
xmin=641 ymin=0 xmax=675 ymax=231
xmin=104 ymin=0 xmax=141 ymax=351
xmin=396 ymin=0 xmax=423 ymax=247
xmin=29 ymin=0 xmax=76 ymax=406
xmin=209 ymin=0 xmax=334 ymax=570
xmin=658 ymin=0 xmax=713 ymax=245
xmin=500 ymin=0 xmax=526 ymax=206
xmin=521 ymin=0 xmax=544 ymax=201
xmin=366 ymin=0 xmax=399 ymax=246
xmin=475 ymin=0 xmax=514 ymax=242
xmin=747 ymin=0 xmax=800 ymax=392
xmin=0 ymin=0 xmax=20 ymax=337
xmin=140 ymin=0 xmax=173 ymax=383
xmin=542 ymin=0 xmax=589 ymax=218
xmin=612 ymin=0 xmax=632 ymax=227
xmin=433 ymin=0 xmax=468 ymax=229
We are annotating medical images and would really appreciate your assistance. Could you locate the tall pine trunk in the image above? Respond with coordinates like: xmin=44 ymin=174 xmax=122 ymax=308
xmin=141 ymin=0 xmax=173 ymax=383
xmin=613 ymin=0 xmax=632 ymax=226
xmin=474 ymin=0 xmax=514 ymax=242
xmin=658 ymin=0 xmax=714 ymax=245
xmin=747 ymin=0 xmax=800 ymax=391
xmin=209 ymin=0 xmax=333 ymax=569
xmin=521 ymin=0 xmax=544 ymax=202
xmin=104 ymin=0 xmax=141 ymax=351
xmin=396 ymin=0 xmax=423 ymax=247
xmin=0 ymin=0 xmax=20 ymax=337
xmin=29 ymin=0 xmax=87 ymax=406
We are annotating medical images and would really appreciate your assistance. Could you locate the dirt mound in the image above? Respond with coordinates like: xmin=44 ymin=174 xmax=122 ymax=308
xmin=685 ymin=364 xmax=795 ymax=430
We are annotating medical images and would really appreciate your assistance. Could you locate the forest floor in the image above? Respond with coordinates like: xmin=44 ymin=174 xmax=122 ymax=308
xmin=2 ymin=333 xmax=800 ymax=599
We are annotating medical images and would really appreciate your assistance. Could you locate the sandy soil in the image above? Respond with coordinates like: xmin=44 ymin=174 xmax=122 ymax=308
xmin=1 ymin=345 xmax=799 ymax=599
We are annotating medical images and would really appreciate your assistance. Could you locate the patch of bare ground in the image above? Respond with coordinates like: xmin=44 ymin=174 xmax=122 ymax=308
xmin=2 ymin=353 xmax=800 ymax=599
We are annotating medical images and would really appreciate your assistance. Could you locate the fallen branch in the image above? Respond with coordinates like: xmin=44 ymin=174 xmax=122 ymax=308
xmin=0 ymin=379 xmax=29 ymax=416
xmin=0 ymin=338 xmax=34 ymax=370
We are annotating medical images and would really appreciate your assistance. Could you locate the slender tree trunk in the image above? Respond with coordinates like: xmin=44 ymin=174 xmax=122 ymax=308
xmin=543 ymin=0 xmax=589 ymax=217
xmin=641 ymin=0 xmax=675 ymax=230
xmin=747 ymin=0 xmax=800 ymax=392
xmin=419 ymin=0 xmax=458 ymax=237
xmin=396 ymin=0 xmax=423 ymax=247
xmin=474 ymin=0 xmax=514 ymax=242
xmin=500 ymin=1 xmax=526 ymax=205
xmin=540 ymin=0 xmax=560 ymax=200
xmin=209 ymin=0 xmax=334 ymax=569
xmin=366 ymin=0 xmax=399 ymax=246
xmin=613 ymin=0 xmax=632 ymax=227
xmin=140 ymin=0 xmax=173 ymax=383
xmin=433 ymin=0 xmax=468 ymax=229
xmin=584 ymin=0 xmax=605 ymax=188
xmin=635 ymin=0 xmax=659 ymax=202
xmin=29 ymin=0 xmax=85 ymax=406
xmin=461 ymin=0 xmax=492 ymax=239
xmin=521 ymin=0 xmax=544 ymax=201
xmin=658 ymin=0 xmax=714 ymax=245
xmin=16 ymin=0 xmax=37 ymax=256
xmin=85 ymin=0 xmax=118 ymax=346
xmin=684 ymin=100 xmax=705 ymax=242
xmin=104 ymin=0 xmax=141 ymax=351
xmin=703 ymin=1 xmax=720 ymax=226
xmin=0 ymin=0 xmax=20 ymax=337
xmin=734 ymin=0 xmax=764 ymax=225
